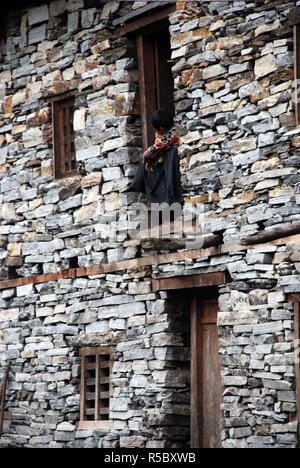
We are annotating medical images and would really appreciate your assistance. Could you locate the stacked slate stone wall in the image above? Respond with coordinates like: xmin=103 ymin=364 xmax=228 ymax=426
xmin=0 ymin=0 xmax=300 ymax=448
xmin=0 ymin=273 xmax=190 ymax=448
xmin=168 ymin=0 xmax=300 ymax=448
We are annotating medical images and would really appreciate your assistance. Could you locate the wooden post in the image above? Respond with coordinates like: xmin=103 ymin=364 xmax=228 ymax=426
xmin=240 ymin=222 xmax=300 ymax=245
xmin=0 ymin=360 xmax=11 ymax=437
xmin=190 ymin=295 xmax=200 ymax=448
xmin=294 ymin=303 xmax=300 ymax=442
xmin=294 ymin=24 xmax=300 ymax=127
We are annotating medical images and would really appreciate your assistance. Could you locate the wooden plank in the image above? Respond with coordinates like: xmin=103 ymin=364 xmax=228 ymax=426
xmin=294 ymin=24 xmax=300 ymax=126
xmin=137 ymin=33 xmax=156 ymax=150
xmin=117 ymin=4 xmax=176 ymax=36
xmin=152 ymin=271 xmax=227 ymax=291
xmin=191 ymin=296 xmax=222 ymax=448
xmin=240 ymin=222 xmax=300 ymax=245
xmin=0 ymin=360 xmax=11 ymax=437
xmin=95 ymin=353 xmax=99 ymax=421
xmin=221 ymin=233 xmax=300 ymax=254
xmin=79 ymin=349 xmax=86 ymax=422
xmin=155 ymin=32 xmax=175 ymax=115
xmin=190 ymin=296 xmax=199 ymax=449
xmin=198 ymin=299 xmax=222 ymax=448
xmin=294 ymin=302 xmax=300 ymax=442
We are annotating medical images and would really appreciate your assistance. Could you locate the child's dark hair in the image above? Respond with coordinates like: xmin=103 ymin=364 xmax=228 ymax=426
xmin=150 ymin=108 xmax=174 ymax=131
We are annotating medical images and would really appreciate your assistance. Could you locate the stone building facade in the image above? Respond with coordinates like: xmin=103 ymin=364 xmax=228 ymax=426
xmin=0 ymin=0 xmax=300 ymax=449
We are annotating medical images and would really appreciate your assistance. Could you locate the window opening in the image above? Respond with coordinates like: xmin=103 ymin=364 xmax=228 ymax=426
xmin=69 ymin=256 xmax=79 ymax=269
xmin=80 ymin=347 xmax=114 ymax=423
xmin=137 ymin=27 xmax=174 ymax=150
xmin=52 ymin=95 xmax=76 ymax=179
xmin=118 ymin=6 xmax=175 ymax=150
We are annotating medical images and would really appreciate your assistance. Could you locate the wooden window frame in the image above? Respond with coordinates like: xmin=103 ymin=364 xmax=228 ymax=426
xmin=51 ymin=94 xmax=77 ymax=180
xmin=117 ymin=5 xmax=176 ymax=151
xmin=137 ymin=29 xmax=175 ymax=150
xmin=78 ymin=346 xmax=114 ymax=431
xmin=294 ymin=24 xmax=300 ymax=127
xmin=288 ymin=295 xmax=300 ymax=442
xmin=286 ymin=8 xmax=300 ymax=128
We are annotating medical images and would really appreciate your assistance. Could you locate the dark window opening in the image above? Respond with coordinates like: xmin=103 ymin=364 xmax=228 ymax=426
xmin=8 ymin=266 xmax=19 ymax=279
xmin=137 ymin=28 xmax=174 ymax=149
xmin=118 ymin=6 xmax=175 ymax=151
xmin=69 ymin=256 xmax=79 ymax=269
xmin=52 ymin=95 xmax=76 ymax=180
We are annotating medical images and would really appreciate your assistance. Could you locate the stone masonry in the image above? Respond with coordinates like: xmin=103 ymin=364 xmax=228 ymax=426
xmin=0 ymin=0 xmax=300 ymax=448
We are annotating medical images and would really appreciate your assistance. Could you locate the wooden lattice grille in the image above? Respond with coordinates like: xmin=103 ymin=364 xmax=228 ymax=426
xmin=80 ymin=347 xmax=114 ymax=422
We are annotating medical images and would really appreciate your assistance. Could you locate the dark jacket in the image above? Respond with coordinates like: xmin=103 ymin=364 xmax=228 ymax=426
xmin=131 ymin=147 xmax=183 ymax=205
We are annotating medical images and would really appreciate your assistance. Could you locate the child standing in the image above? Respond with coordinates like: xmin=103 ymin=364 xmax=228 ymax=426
xmin=128 ymin=108 xmax=183 ymax=207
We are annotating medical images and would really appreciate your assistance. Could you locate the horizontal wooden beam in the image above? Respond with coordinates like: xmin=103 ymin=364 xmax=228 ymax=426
xmin=240 ymin=222 xmax=300 ymax=245
xmin=117 ymin=5 xmax=176 ymax=36
xmin=1 ymin=232 xmax=300 ymax=290
xmin=0 ymin=269 xmax=76 ymax=290
xmin=152 ymin=272 xmax=227 ymax=291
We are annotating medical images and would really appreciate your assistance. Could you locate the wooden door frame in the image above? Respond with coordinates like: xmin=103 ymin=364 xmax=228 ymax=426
xmin=190 ymin=293 xmax=222 ymax=448
xmin=152 ymin=273 xmax=227 ymax=448
xmin=190 ymin=295 xmax=201 ymax=448
xmin=288 ymin=294 xmax=300 ymax=444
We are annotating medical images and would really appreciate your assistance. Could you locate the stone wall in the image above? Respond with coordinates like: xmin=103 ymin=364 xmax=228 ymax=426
xmin=0 ymin=0 xmax=300 ymax=449
xmin=0 ymin=272 xmax=190 ymax=448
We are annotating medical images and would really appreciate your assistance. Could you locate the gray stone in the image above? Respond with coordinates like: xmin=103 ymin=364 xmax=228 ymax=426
xmin=28 ymin=24 xmax=47 ymax=44
xmin=252 ymin=321 xmax=283 ymax=335
xmin=28 ymin=5 xmax=49 ymax=25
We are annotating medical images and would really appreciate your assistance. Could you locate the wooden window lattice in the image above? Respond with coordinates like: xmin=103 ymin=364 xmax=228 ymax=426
xmin=80 ymin=347 xmax=114 ymax=422
xmin=52 ymin=96 xmax=76 ymax=179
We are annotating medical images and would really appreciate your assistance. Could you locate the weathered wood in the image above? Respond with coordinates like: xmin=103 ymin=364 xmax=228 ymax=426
xmin=240 ymin=222 xmax=300 ymax=245
xmin=294 ymin=24 xmax=300 ymax=126
xmin=190 ymin=295 xmax=199 ymax=449
xmin=0 ymin=360 xmax=11 ymax=437
xmin=141 ymin=238 xmax=186 ymax=251
xmin=294 ymin=303 xmax=300 ymax=442
xmin=137 ymin=33 xmax=156 ymax=150
xmin=152 ymin=271 xmax=227 ymax=291
xmin=52 ymin=96 xmax=76 ymax=180
xmin=1 ymin=232 xmax=300 ymax=291
xmin=116 ymin=3 xmax=176 ymax=35
xmin=79 ymin=347 xmax=113 ymax=424
xmin=191 ymin=296 xmax=222 ymax=448
xmin=141 ymin=234 xmax=223 ymax=252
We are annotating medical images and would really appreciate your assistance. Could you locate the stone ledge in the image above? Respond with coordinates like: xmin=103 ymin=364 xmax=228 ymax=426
xmin=76 ymin=421 xmax=113 ymax=431
xmin=1 ymin=231 xmax=300 ymax=291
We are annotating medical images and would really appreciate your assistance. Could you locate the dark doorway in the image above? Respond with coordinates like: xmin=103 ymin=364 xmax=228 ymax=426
xmin=190 ymin=290 xmax=223 ymax=448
